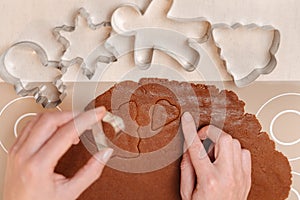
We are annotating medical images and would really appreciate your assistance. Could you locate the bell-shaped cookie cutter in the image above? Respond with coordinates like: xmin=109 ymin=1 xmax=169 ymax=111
xmin=0 ymin=41 xmax=66 ymax=108
xmin=211 ymin=23 xmax=280 ymax=87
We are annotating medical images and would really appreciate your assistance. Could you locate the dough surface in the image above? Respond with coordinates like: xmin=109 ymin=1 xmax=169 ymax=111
xmin=56 ymin=78 xmax=291 ymax=200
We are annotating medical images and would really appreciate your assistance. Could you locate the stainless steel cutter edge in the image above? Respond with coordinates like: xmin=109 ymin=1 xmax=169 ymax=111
xmin=107 ymin=1 xmax=211 ymax=71
xmin=211 ymin=23 xmax=280 ymax=87
xmin=53 ymin=7 xmax=112 ymax=79
xmin=0 ymin=41 xmax=66 ymax=108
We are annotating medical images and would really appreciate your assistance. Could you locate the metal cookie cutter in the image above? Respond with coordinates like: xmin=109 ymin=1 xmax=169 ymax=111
xmin=93 ymin=111 xmax=125 ymax=151
xmin=0 ymin=41 xmax=66 ymax=108
xmin=105 ymin=29 xmax=203 ymax=72
xmin=212 ymin=23 xmax=280 ymax=87
xmin=109 ymin=0 xmax=210 ymax=70
xmin=53 ymin=7 xmax=115 ymax=79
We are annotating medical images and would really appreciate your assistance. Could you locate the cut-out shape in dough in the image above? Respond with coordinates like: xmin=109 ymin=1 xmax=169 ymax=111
xmin=0 ymin=42 xmax=66 ymax=108
xmin=110 ymin=0 xmax=210 ymax=70
xmin=53 ymin=8 xmax=115 ymax=79
xmin=151 ymin=99 xmax=180 ymax=131
xmin=212 ymin=23 xmax=280 ymax=87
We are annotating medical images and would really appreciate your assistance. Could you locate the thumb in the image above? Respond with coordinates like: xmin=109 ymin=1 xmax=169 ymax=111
xmin=66 ymin=148 xmax=114 ymax=198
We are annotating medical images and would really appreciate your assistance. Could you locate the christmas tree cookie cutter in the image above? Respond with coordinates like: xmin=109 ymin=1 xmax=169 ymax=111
xmin=211 ymin=23 xmax=280 ymax=87
xmin=0 ymin=41 xmax=66 ymax=108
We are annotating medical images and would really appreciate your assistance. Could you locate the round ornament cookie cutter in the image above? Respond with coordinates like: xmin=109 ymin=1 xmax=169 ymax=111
xmin=0 ymin=41 xmax=66 ymax=108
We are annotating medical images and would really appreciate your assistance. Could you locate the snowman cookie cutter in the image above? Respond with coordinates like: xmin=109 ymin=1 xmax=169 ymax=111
xmin=0 ymin=41 xmax=66 ymax=108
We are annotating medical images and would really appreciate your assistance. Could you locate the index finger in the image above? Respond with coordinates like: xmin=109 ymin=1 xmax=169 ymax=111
xmin=181 ymin=112 xmax=213 ymax=177
xmin=199 ymin=125 xmax=234 ymax=166
xmin=36 ymin=107 xmax=107 ymax=167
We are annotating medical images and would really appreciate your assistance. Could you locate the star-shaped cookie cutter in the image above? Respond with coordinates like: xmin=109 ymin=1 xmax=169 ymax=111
xmin=0 ymin=41 xmax=66 ymax=108
xmin=53 ymin=7 xmax=116 ymax=79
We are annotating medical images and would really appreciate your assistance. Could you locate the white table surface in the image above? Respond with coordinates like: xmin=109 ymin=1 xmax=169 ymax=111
xmin=0 ymin=0 xmax=300 ymax=82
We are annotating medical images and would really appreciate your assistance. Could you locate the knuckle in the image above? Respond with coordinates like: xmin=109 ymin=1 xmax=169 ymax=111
xmin=23 ymin=161 xmax=39 ymax=178
xmin=203 ymin=176 xmax=217 ymax=190
xmin=38 ymin=113 xmax=53 ymax=123
xmin=233 ymin=138 xmax=240 ymax=145
xmin=242 ymin=150 xmax=252 ymax=165
xmin=242 ymin=149 xmax=251 ymax=157
xmin=189 ymin=141 xmax=203 ymax=152
xmin=8 ymin=145 xmax=18 ymax=157
xmin=39 ymin=112 xmax=62 ymax=125
xmin=13 ymin=152 xmax=25 ymax=165
xmin=219 ymin=134 xmax=232 ymax=145
xmin=27 ymin=158 xmax=39 ymax=171
xmin=180 ymin=158 xmax=190 ymax=170
xmin=233 ymin=139 xmax=241 ymax=148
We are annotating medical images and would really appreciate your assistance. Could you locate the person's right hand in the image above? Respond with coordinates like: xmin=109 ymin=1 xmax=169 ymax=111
xmin=180 ymin=112 xmax=252 ymax=200
xmin=3 ymin=107 xmax=113 ymax=200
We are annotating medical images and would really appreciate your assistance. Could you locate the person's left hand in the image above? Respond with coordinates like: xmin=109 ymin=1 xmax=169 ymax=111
xmin=3 ymin=107 xmax=114 ymax=200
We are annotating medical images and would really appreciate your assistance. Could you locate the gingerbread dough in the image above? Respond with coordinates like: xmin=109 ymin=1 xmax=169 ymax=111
xmin=56 ymin=78 xmax=291 ymax=200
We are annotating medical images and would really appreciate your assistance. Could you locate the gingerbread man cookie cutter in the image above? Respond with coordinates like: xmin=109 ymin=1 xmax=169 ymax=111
xmin=53 ymin=7 xmax=116 ymax=79
xmin=211 ymin=23 xmax=280 ymax=87
xmin=110 ymin=0 xmax=211 ymax=70
xmin=0 ymin=41 xmax=66 ymax=108
xmin=105 ymin=29 xmax=204 ymax=72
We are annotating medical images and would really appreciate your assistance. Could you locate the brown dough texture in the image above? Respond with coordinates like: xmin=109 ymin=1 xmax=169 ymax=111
xmin=56 ymin=78 xmax=291 ymax=200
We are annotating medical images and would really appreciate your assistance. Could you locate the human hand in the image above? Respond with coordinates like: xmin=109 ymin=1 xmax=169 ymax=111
xmin=3 ymin=107 xmax=114 ymax=200
xmin=180 ymin=112 xmax=251 ymax=200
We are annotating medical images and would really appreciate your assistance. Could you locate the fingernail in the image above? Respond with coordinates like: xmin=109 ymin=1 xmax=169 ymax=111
xmin=95 ymin=106 xmax=106 ymax=115
xmin=95 ymin=148 xmax=114 ymax=163
xmin=182 ymin=112 xmax=194 ymax=122
xmin=73 ymin=136 xmax=80 ymax=144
